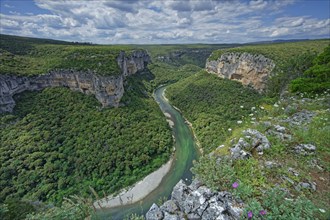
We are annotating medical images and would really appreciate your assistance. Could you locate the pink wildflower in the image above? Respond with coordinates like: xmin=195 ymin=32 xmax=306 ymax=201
xmin=232 ymin=182 xmax=239 ymax=188
xmin=248 ymin=211 xmax=253 ymax=219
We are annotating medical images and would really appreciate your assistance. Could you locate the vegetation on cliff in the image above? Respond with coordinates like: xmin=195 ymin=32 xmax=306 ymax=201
xmin=208 ymin=40 xmax=330 ymax=96
xmin=208 ymin=40 xmax=329 ymax=63
xmin=0 ymin=34 xmax=139 ymax=76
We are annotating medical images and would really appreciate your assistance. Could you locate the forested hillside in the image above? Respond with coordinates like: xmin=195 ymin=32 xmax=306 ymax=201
xmin=0 ymin=71 xmax=172 ymax=206
xmin=0 ymin=34 xmax=138 ymax=76
xmin=166 ymin=71 xmax=262 ymax=153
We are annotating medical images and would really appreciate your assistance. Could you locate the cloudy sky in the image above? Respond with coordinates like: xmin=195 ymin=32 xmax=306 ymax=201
xmin=0 ymin=0 xmax=329 ymax=44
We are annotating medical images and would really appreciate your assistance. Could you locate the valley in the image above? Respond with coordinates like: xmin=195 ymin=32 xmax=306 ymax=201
xmin=0 ymin=34 xmax=329 ymax=220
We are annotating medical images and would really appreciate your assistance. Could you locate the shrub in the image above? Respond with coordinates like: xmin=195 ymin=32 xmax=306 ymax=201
xmin=243 ymin=187 xmax=319 ymax=220
xmin=191 ymin=156 xmax=235 ymax=191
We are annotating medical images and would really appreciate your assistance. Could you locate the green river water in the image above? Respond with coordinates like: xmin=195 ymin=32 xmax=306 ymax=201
xmin=96 ymin=86 xmax=199 ymax=219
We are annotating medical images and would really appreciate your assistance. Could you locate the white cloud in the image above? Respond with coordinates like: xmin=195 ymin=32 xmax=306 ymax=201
xmin=0 ymin=0 xmax=329 ymax=44
xmin=4 ymin=4 xmax=14 ymax=8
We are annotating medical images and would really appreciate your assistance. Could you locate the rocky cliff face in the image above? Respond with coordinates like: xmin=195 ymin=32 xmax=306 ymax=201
xmin=0 ymin=50 xmax=150 ymax=113
xmin=117 ymin=50 xmax=151 ymax=77
xmin=146 ymin=179 xmax=243 ymax=220
xmin=206 ymin=52 xmax=275 ymax=92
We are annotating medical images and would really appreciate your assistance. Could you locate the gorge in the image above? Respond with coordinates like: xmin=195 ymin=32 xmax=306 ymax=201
xmin=0 ymin=35 xmax=329 ymax=220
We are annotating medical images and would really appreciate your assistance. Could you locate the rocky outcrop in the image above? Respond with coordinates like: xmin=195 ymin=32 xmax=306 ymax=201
xmin=206 ymin=52 xmax=275 ymax=92
xmin=117 ymin=50 xmax=151 ymax=77
xmin=0 ymin=50 xmax=150 ymax=113
xmin=146 ymin=179 xmax=243 ymax=220
xmin=230 ymin=129 xmax=271 ymax=159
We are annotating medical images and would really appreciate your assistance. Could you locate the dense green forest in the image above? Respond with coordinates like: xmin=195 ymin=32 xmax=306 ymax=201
xmin=208 ymin=39 xmax=329 ymax=63
xmin=290 ymin=45 xmax=330 ymax=94
xmin=0 ymin=72 xmax=172 ymax=206
xmin=0 ymin=34 xmax=140 ymax=76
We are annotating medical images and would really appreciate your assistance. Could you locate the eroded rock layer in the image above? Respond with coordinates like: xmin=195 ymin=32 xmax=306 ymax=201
xmin=0 ymin=50 xmax=150 ymax=113
xmin=206 ymin=52 xmax=275 ymax=92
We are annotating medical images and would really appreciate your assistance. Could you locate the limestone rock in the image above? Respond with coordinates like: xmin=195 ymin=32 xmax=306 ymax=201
xmin=147 ymin=179 xmax=243 ymax=220
xmin=264 ymin=161 xmax=281 ymax=169
xmin=230 ymin=129 xmax=270 ymax=159
xmin=0 ymin=50 xmax=150 ymax=113
xmin=146 ymin=203 xmax=164 ymax=220
xmin=281 ymin=110 xmax=315 ymax=126
xmin=294 ymin=144 xmax=316 ymax=155
xmin=206 ymin=52 xmax=275 ymax=92
xmin=243 ymin=129 xmax=271 ymax=152
xmin=117 ymin=50 xmax=151 ymax=77
xmin=163 ymin=212 xmax=180 ymax=220
xmin=297 ymin=182 xmax=317 ymax=191
xmin=266 ymin=124 xmax=292 ymax=141
xmin=160 ymin=200 xmax=179 ymax=214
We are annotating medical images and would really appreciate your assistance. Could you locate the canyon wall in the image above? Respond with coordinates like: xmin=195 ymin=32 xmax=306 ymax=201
xmin=206 ymin=52 xmax=275 ymax=92
xmin=0 ymin=50 xmax=150 ymax=113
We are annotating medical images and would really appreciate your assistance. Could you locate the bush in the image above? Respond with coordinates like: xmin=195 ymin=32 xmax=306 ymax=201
xmin=192 ymin=156 xmax=235 ymax=191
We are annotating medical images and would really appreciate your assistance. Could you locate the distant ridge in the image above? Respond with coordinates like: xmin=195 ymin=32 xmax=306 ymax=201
xmin=246 ymin=39 xmax=311 ymax=45
xmin=0 ymin=34 xmax=94 ymax=55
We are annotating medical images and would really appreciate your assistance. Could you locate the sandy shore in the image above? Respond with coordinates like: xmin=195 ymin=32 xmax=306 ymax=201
xmin=93 ymin=157 xmax=173 ymax=209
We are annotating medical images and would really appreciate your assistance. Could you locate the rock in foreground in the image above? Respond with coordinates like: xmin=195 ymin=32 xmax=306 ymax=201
xmin=146 ymin=180 xmax=243 ymax=220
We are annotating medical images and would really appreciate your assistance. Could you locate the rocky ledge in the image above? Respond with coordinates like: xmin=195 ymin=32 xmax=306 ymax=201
xmin=146 ymin=179 xmax=243 ymax=220
xmin=0 ymin=50 xmax=150 ymax=113
xmin=206 ymin=52 xmax=275 ymax=92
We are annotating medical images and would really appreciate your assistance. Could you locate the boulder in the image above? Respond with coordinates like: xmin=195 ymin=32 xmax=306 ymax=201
xmin=281 ymin=110 xmax=315 ymax=126
xmin=230 ymin=129 xmax=270 ymax=159
xmin=146 ymin=203 xmax=164 ymax=220
xmin=147 ymin=180 xmax=243 ymax=220
xmin=294 ymin=144 xmax=316 ymax=156
xmin=160 ymin=200 xmax=179 ymax=214
xmin=266 ymin=125 xmax=292 ymax=141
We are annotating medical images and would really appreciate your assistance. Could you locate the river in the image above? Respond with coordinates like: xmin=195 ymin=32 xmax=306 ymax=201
xmin=95 ymin=85 xmax=199 ymax=219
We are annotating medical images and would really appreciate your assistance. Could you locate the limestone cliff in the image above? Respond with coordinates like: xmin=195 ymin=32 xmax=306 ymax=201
xmin=117 ymin=50 xmax=151 ymax=77
xmin=0 ymin=50 xmax=150 ymax=113
xmin=206 ymin=52 xmax=275 ymax=92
